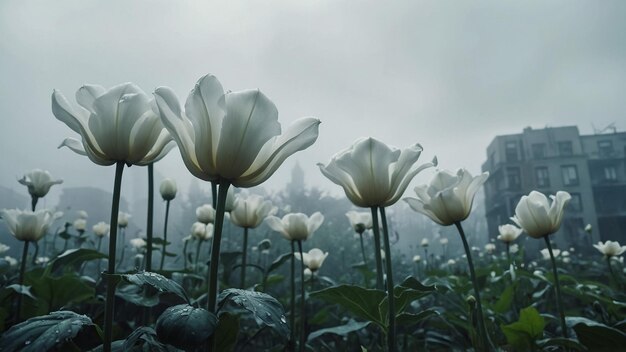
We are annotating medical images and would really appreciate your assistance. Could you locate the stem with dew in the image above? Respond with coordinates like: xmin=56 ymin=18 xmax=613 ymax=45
xmin=544 ymin=236 xmax=569 ymax=339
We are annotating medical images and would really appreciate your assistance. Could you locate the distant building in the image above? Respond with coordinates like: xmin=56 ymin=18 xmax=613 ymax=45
xmin=482 ymin=126 xmax=626 ymax=253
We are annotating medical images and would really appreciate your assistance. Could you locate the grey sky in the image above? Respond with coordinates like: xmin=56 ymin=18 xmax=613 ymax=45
xmin=1 ymin=0 xmax=625 ymax=205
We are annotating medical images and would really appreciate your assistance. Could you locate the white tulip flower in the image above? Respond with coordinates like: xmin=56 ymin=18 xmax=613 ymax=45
xmin=266 ymin=212 xmax=324 ymax=242
xmin=512 ymin=191 xmax=571 ymax=239
xmin=346 ymin=211 xmax=372 ymax=234
xmin=294 ymin=248 xmax=329 ymax=272
xmin=497 ymin=224 xmax=523 ymax=243
xmin=229 ymin=195 xmax=276 ymax=229
xmin=593 ymin=240 xmax=626 ymax=257
xmin=0 ymin=209 xmax=55 ymax=242
xmin=18 ymin=169 xmax=63 ymax=198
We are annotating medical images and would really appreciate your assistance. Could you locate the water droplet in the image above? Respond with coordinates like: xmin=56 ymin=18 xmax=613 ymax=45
xmin=25 ymin=341 xmax=31 ymax=345
xmin=280 ymin=316 xmax=287 ymax=324
xmin=55 ymin=330 xmax=59 ymax=334
xmin=55 ymin=338 xmax=60 ymax=343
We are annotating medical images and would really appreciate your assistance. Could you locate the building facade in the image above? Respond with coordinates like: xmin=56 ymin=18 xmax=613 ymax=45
xmin=482 ymin=126 xmax=626 ymax=254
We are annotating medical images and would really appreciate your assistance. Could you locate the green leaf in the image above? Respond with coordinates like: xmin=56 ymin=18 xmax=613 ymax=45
xmin=122 ymin=271 xmax=189 ymax=303
xmin=267 ymin=252 xmax=292 ymax=274
xmin=567 ymin=316 xmax=626 ymax=350
xmin=151 ymin=237 xmax=172 ymax=246
xmin=382 ymin=277 xmax=437 ymax=318
xmin=0 ymin=310 xmax=98 ymax=352
xmin=310 ymin=285 xmax=386 ymax=328
xmin=501 ymin=306 xmax=545 ymax=350
xmin=218 ymin=288 xmax=290 ymax=338
xmin=23 ymin=273 xmax=95 ymax=318
xmin=121 ymin=326 xmax=170 ymax=352
xmin=308 ymin=320 xmax=371 ymax=341
xmin=44 ymin=248 xmax=107 ymax=276
xmin=537 ymin=337 xmax=588 ymax=351
xmin=156 ymin=304 xmax=217 ymax=350
xmin=214 ymin=312 xmax=240 ymax=352
xmin=265 ymin=274 xmax=285 ymax=286
xmin=115 ymin=284 xmax=160 ymax=307
xmin=396 ymin=309 xmax=439 ymax=327
xmin=493 ymin=283 xmax=515 ymax=314
xmin=220 ymin=251 xmax=242 ymax=283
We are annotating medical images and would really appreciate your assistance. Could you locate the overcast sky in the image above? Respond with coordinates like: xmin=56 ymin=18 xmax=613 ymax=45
xmin=1 ymin=1 xmax=625 ymax=206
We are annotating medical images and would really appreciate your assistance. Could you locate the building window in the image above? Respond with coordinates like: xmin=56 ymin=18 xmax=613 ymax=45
xmin=506 ymin=167 xmax=521 ymax=190
xmin=535 ymin=167 xmax=550 ymax=188
xmin=558 ymin=141 xmax=573 ymax=156
xmin=561 ymin=165 xmax=579 ymax=186
xmin=569 ymin=193 xmax=583 ymax=212
xmin=531 ymin=143 xmax=547 ymax=159
xmin=505 ymin=141 xmax=518 ymax=162
xmin=598 ymin=140 xmax=614 ymax=157
xmin=604 ymin=166 xmax=617 ymax=181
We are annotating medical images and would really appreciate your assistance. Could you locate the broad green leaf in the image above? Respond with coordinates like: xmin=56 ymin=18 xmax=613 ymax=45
xmin=396 ymin=309 xmax=439 ymax=326
xmin=115 ymin=284 xmax=160 ymax=307
xmin=156 ymin=304 xmax=217 ymax=350
xmin=0 ymin=310 xmax=99 ymax=352
xmin=220 ymin=251 xmax=242 ymax=283
xmin=121 ymin=326 xmax=170 ymax=352
xmin=23 ymin=273 xmax=95 ymax=318
xmin=308 ymin=320 xmax=371 ymax=341
xmin=379 ymin=277 xmax=437 ymax=321
xmin=537 ymin=337 xmax=588 ymax=351
xmin=567 ymin=316 xmax=626 ymax=349
xmin=44 ymin=248 xmax=107 ymax=276
xmin=122 ymin=271 xmax=189 ymax=303
xmin=218 ymin=288 xmax=290 ymax=338
xmin=310 ymin=285 xmax=386 ymax=328
xmin=493 ymin=283 xmax=514 ymax=314
xmin=214 ymin=312 xmax=240 ymax=352
xmin=501 ymin=306 xmax=545 ymax=350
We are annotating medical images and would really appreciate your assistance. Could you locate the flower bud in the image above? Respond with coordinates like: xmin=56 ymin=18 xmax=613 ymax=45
xmin=159 ymin=178 xmax=177 ymax=201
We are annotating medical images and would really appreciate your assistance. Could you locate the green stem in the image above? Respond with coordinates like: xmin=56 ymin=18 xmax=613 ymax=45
xmin=211 ymin=181 xmax=218 ymax=209
xmin=117 ymin=228 xmax=126 ymax=269
xmin=183 ymin=239 xmax=189 ymax=271
xmin=103 ymin=161 xmax=125 ymax=352
xmin=544 ymin=236 xmax=569 ymax=339
xmin=159 ymin=200 xmax=171 ymax=271
xmin=31 ymin=241 xmax=39 ymax=265
xmin=370 ymin=207 xmax=384 ymax=290
xmin=506 ymin=242 xmax=511 ymax=265
xmin=359 ymin=232 xmax=368 ymax=265
xmin=146 ymin=163 xmax=154 ymax=271
xmin=195 ymin=239 xmax=203 ymax=272
xmin=97 ymin=237 xmax=103 ymax=275
xmin=31 ymin=196 xmax=38 ymax=212
xmin=297 ymin=240 xmax=306 ymax=352
xmin=290 ymin=241 xmax=296 ymax=347
xmin=379 ymin=207 xmax=396 ymax=352
xmin=454 ymin=221 xmax=489 ymax=352
xmin=241 ymin=227 xmax=249 ymax=289
xmin=16 ymin=241 xmax=29 ymax=322
xmin=207 ymin=180 xmax=230 ymax=351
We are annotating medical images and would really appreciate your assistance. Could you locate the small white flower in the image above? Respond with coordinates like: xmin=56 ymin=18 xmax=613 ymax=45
xmin=593 ymin=240 xmax=626 ymax=257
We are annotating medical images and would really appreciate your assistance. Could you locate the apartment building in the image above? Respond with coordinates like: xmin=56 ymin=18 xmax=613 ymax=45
xmin=482 ymin=126 xmax=626 ymax=253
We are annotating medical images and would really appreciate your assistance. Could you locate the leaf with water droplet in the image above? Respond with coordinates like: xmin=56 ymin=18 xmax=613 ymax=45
xmin=218 ymin=288 xmax=290 ymax=338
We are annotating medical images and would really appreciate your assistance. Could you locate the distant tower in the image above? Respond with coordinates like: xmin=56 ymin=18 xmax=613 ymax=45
xmin=287 ymin=162 xmax=305 ymax=193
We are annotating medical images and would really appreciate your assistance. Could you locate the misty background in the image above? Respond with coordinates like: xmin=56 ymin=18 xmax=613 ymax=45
xmin=0 ymin=1 xmax=624 ymax=263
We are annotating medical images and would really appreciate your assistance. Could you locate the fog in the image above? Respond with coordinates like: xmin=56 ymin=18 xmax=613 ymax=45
xmin=1 ymin=0 xmax=625 ymax=205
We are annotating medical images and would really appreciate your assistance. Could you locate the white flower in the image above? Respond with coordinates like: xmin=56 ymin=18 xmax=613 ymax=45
xmin=420 ymin=238 xmax=429 ymax=247
xmin=191 ymin=222 xmax=214 ymax=241
xmin=294 ymin=248 xmax=329 ymax=272
xmin=593 ymin=240 xmax=626 ymax=257
xmin=0 ymin=244 xmax=10 ymax=254
xmin=53 ymin=82 xmax=174 ymax=166
xmin=440 ymin=238 xmax=449 ymax=245
xmin=497 ymin=224 xmax=523 ymax=243
xmin=447 ymin=259 xmax=456 ymax=266
xmin=266 ymin=212 xmax=324 ymax=241
xmin=118 ymin=212 xmax=131 ymax=228
xmin=77 ymin=210 xmax=88 ymax=219
xmin=485 ymin=243 xmax=496 ymax=254
xmin=346 ymin=211 xmax=373 ymax=234
xmin=319 ymin=137 xmax=436 ymax=208
xmin=196 ymin=204 xmax=215 ymax=224
xmin=584 ymin=224 xmax=592 ymax=234
xmin=153 ymin=74 xmax=320 ymax=187
xmin=511 ymin=191 xmax=571 ymax=239
xmin=73 ymin=218 xmax=87 ymax=231
xmin=540 ymin=248 xmax=560 ymax=260
xmin=405 ymin=168 xmax=488 ymax=226
xmin=229 ymin=195 xmax=276 ymax=229
xmin=4 ymin=256 xmax=17 ymax=266
xmin=92 ymin=222 xmax=110 ymax=237
xmin=130 ymin=238 xmax=147 ymax=250
xmin=510 ymin=244 xmax=519 ymax=254
xmin=224 ymin=187 xmax=238 ymax=213
xmin=0 ymin=209 xmax=55 ymax=242
xmin=413 ymin=255 xmax=421 ymax=263
xmin=35 ymin=256 xmax=50 ymax=265
xmin=303 ymin=268 xmax=313 ymax=280
xmin=159 ymin=178 xmax=177 ymax=201
xmin=18 ymin=169 xmax=63 ymax=198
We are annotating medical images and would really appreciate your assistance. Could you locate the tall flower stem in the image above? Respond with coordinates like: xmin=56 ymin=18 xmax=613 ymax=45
xmin=183 ymin=240 xmax=189 ymax=271
xmin=359 ymin=232 xmax=368 ymax=265
xmin=297 ymin=240 xmax=306 ymax=352
xmin=97 ymin=237 xmax=103 ymax=275
xmin=290 ymin=241 xmax=296 ymax=347
xmin=544 ymin=236 xmax=569 ymax=339
xmin=454 ymin=221 xmax=489 ymax=352
xmin=379 ymin=207 xmax=396 ymax=352
xmin=146 ymin=163 xmax=154 ymax=271
xmin=207 ymin=180 xmax=230 ymax=351
xmin=195 ymin=239 xmax=203 ymax=272
xmin=505 ymin=243 xmax=511 ymax=265
xmin=16 ymin=240 xmax=29 ymax=322
xmin=159 ymin=200 xmax=171 ymax=271
xmin=104 ymin=161 xmax=125 ymax=352
xmin=117 ymin=228 xmax=126 ymax=269
xmin=211 ymin=182 xmax=218 ymax=209
xmin=370 ymin=207 xmax=384 ymax=290
xmin=240 ymin=227 xmax=249 ymax=289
